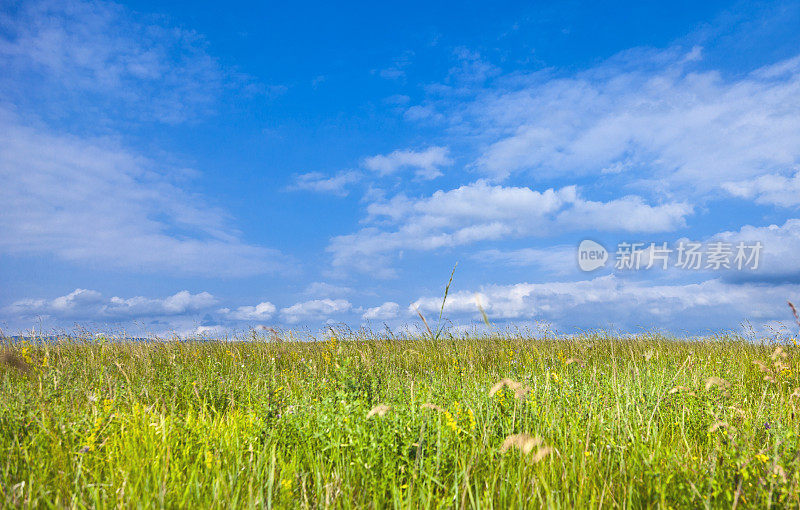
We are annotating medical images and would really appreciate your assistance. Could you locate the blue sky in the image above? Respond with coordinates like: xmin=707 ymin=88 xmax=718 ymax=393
xmin=2 ymin=0 xmax=800 ymax=337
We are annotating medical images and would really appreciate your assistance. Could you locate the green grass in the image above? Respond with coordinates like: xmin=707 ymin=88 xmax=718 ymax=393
xmin=2 ymin=332 xmax=800 ymax=508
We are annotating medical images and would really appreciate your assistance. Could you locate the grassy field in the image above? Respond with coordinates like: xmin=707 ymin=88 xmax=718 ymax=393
xmin=2 ymin=331 xmax=800 ymax=508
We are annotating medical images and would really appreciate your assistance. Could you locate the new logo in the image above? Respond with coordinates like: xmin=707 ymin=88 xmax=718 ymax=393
xmin=577 ymin=240 xmax=608 ymax=271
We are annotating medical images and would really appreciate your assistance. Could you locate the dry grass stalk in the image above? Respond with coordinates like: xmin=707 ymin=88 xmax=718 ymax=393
xmin=788 ymin=301 xmax=800 ymax=331
xmin=366 ymin=404 xmax=390 ymax=418
xmin=489 ymin=378 xmax=530 ymax=398
xmin=499 ymin=434 xmax=543 ymax=454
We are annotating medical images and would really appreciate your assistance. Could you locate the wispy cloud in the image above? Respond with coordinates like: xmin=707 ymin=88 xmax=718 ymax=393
xmin=722 ymin=171 xmax=800 ymax=207
xmin=363 ymin=146 xmax=452 ymax=180
xmin=302 ymin=282 xmax=354 ymax=298
xmin=0 ymin=111 xmax=286 ymax=276
xmin=0 ymin=0 xmax=232 ymax=124
xmin=377 ymin=51 xmax=414 ymax=81
xmin=291 ymin=146 xmax=453 ymax=197
xmin=406 ymin=46 xmax=800 ymax=200
xmin=287 ymin=171 xmax=361 ymax=196
xmin=473 ymin=246 xmax=579 ymax=275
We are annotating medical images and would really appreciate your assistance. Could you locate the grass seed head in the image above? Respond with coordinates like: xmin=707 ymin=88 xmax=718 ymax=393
xmin=499 ymin=434 xmax=543 ymax=454
xmin=773 ymin=464 xmax=788 ymax=483
xmin=770 ymin=347 xmax=787 ymax=361
xmin=788 ymin=301 xmax=800 ymax=331
xmin=704 ymin=376 xmax=730 ymax=390
xmin=489 ymin=378 xmax=530 ymax=398
xmin=366 ymin=404 xmax=391 ymax=418
xmin=753 ymin=360 xmax=772 ymax=374
xmin=728 ymin=406 xmax=747 ymax=418
xmin=531 ymin=446 xmax=553 ymax=463
xmin=708 ymin=421 xmax=729 ymax=433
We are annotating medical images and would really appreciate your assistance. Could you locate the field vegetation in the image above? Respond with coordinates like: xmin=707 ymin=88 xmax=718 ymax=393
xmin=2 ymin=324 xmax=800 ymax=508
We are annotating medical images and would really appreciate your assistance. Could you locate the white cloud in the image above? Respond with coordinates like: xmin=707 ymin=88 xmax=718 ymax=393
xmin=193 ymin=325 xmax=228 ymax=337
xmin=219 ymin=302 xmax=277 ymax=321
xmin=403 ymin=105 xmax=444 ymax=122
xmin=447 ymin=47 xmax=500 ymax=85
xmin=414 ymin=47 xmax=800 ymax=196
xmin=0 ymin=0 xmax=233 ymax=124
xmin=712 ymin=218 xmax=800 ymax=282
xmin=280 ymin=299 xmax=352 ymax=324
xmin=362 ymin=302 xmax=400 ymax=320
xmin=328 ymin=181 xmax=691 ymax=275
xmin=411 ymin=275 xmax=800 ymax=332
xmin=558 ymin=194 xmax=692 ymax=232
xmin=363 ymin=146 xmax=452 ymax=179
xmin=0 ymin=111 xmax=285 ymax=276
xmin=0 ymin=0 xmax=287 ymax=279
xmin=287 ymin=171 xmax=360 ymax=196
xmin=722 ymin=171 xmax=800 ymax=207
xmin=9 ymin=289 xmax=216 ymax=321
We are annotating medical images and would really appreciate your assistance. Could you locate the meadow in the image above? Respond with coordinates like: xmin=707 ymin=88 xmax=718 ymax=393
xmin=2 ymin=329 xmax=800 ymax=508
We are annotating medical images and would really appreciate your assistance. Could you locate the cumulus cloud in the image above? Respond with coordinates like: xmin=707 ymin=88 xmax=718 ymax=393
xmin=712 ymin=218 xmax=800 ymax=283
xmin=411 ymin=275 xmax=800 ymax=332
xmin=280 ymin=299 xmax=352 ymax=324
xmin=219 ymin=302 xmax=277 ymax=321
xmin=363 ymin=146 xmax=452 ymax=179
xmin=362 ymin=302 xmax=401 ymax=320
xmin=328 ymin=181 xmax=691 ymax=275
xmin=8 ymin=289 xmax=216 ymax=321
